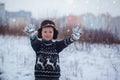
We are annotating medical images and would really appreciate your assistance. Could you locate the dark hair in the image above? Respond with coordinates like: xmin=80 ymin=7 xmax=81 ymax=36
xmin=38 ymin=20 xmax=58 ymax=39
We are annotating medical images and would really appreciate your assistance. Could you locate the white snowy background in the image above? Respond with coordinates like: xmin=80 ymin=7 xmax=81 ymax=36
xmin=0 ymin=35 xmax=120 ymax=80
xmin=1 ymin=0 xmax=120 ymax=19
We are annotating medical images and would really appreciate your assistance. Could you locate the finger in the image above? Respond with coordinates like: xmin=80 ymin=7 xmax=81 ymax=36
xmin=76 ymin=24 xmax=81 ymax=31
xmin=73 ymin=26 xmax=79 ymax=32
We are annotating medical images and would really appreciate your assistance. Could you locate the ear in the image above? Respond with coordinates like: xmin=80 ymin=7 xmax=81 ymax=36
xmin=53 ymin=29 xmax=58 ymax=39
xmin=38 ymin=28 xmax=42 ymax=38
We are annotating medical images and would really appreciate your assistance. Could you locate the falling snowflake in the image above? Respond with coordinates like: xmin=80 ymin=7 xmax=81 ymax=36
xmin=96 ymin=7 xmax=100 ymax=10
xmin=113 ymin=0 xmax=116 ymax=4
xmin=85 ymin=0 xmax=89 ymax=4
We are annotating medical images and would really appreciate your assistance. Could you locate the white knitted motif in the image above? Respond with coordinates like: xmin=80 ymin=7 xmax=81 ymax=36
xmin=45 ymin=58 xmax=55 ymax=70
xmin=37 ymin=57 xmax=44 ymax=69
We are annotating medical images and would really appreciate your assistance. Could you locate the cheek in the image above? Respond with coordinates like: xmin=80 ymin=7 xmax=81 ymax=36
xmin=51 ymin=32 xmax=54 ymax=36
xmin=41 ymin=32 xmax=46 ymax=37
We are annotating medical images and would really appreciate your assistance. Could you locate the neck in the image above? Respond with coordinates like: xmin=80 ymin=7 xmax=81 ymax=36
xmin=42 ymin=39 xmax=52 ymax=41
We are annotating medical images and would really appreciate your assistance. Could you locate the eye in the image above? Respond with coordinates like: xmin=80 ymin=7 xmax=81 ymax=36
xmin=49 ymin=31 xmax=53 ymax=33
xmin=44 ymin=31 xmax=47 ymax=33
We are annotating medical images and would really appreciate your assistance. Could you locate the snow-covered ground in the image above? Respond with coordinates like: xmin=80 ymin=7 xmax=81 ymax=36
xmin=0 ymin=35 xmax=120 ymax=80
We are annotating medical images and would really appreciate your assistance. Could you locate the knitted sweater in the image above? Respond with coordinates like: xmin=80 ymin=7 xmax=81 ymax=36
xmin=30 ymin=37 xmax=72 ymax=78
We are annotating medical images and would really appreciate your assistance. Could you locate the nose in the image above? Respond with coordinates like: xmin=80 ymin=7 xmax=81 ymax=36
xmin=46 ymin=32 xmax=49 ymax=35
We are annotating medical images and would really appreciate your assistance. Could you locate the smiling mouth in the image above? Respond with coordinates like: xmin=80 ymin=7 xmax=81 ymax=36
xmin=45 ymin=36 xmax=51 ymax=39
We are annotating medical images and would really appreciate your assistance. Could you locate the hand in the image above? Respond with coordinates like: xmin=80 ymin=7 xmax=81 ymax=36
xmin=71 ymin=24 xmax=82 ymax=41
xmin=24 ymin=24 xmax=37 ymax=40
xmin=24 ymin=24 xmax=36 ymax=35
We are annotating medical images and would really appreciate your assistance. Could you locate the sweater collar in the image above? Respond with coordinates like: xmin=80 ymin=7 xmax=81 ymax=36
xmin=42 ymin=39 xmax=53 ymax=45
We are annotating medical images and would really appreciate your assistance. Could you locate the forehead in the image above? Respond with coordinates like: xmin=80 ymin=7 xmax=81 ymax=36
xmin=42 ymin=27 xmax=54 ymax=31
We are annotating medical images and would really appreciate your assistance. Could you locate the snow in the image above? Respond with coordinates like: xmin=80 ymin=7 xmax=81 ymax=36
xmin=0 ymin=35 xmax=120 ymax=80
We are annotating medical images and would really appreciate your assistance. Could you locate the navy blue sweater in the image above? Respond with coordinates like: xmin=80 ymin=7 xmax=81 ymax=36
xmin=30 ymin=37 xmax=72 ymax=78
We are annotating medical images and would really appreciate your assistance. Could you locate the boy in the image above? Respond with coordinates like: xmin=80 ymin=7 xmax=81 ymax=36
xmin=24 ymin=20 xmax=82 ymax=80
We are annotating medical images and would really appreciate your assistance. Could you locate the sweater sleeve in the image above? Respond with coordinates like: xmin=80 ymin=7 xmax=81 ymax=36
xmin=56 ymin=37 xmax=73 ymax=53
xmin=30 ymin=36 xmax=40 ymax=53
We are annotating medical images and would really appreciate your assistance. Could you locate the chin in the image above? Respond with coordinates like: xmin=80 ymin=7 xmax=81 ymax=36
xmin=44 ymin=38 xmax=52 ymax=41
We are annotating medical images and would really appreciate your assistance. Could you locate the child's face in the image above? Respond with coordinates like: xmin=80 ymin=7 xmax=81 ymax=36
xmin=42 ymin=27 xmax=54 ymax=40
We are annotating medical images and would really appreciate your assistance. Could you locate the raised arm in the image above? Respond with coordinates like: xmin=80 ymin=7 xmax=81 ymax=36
xmin=24 ymin=24 xmax=39 ymax=52
xmin=56 ymin=25 xmax=82 ymax=53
